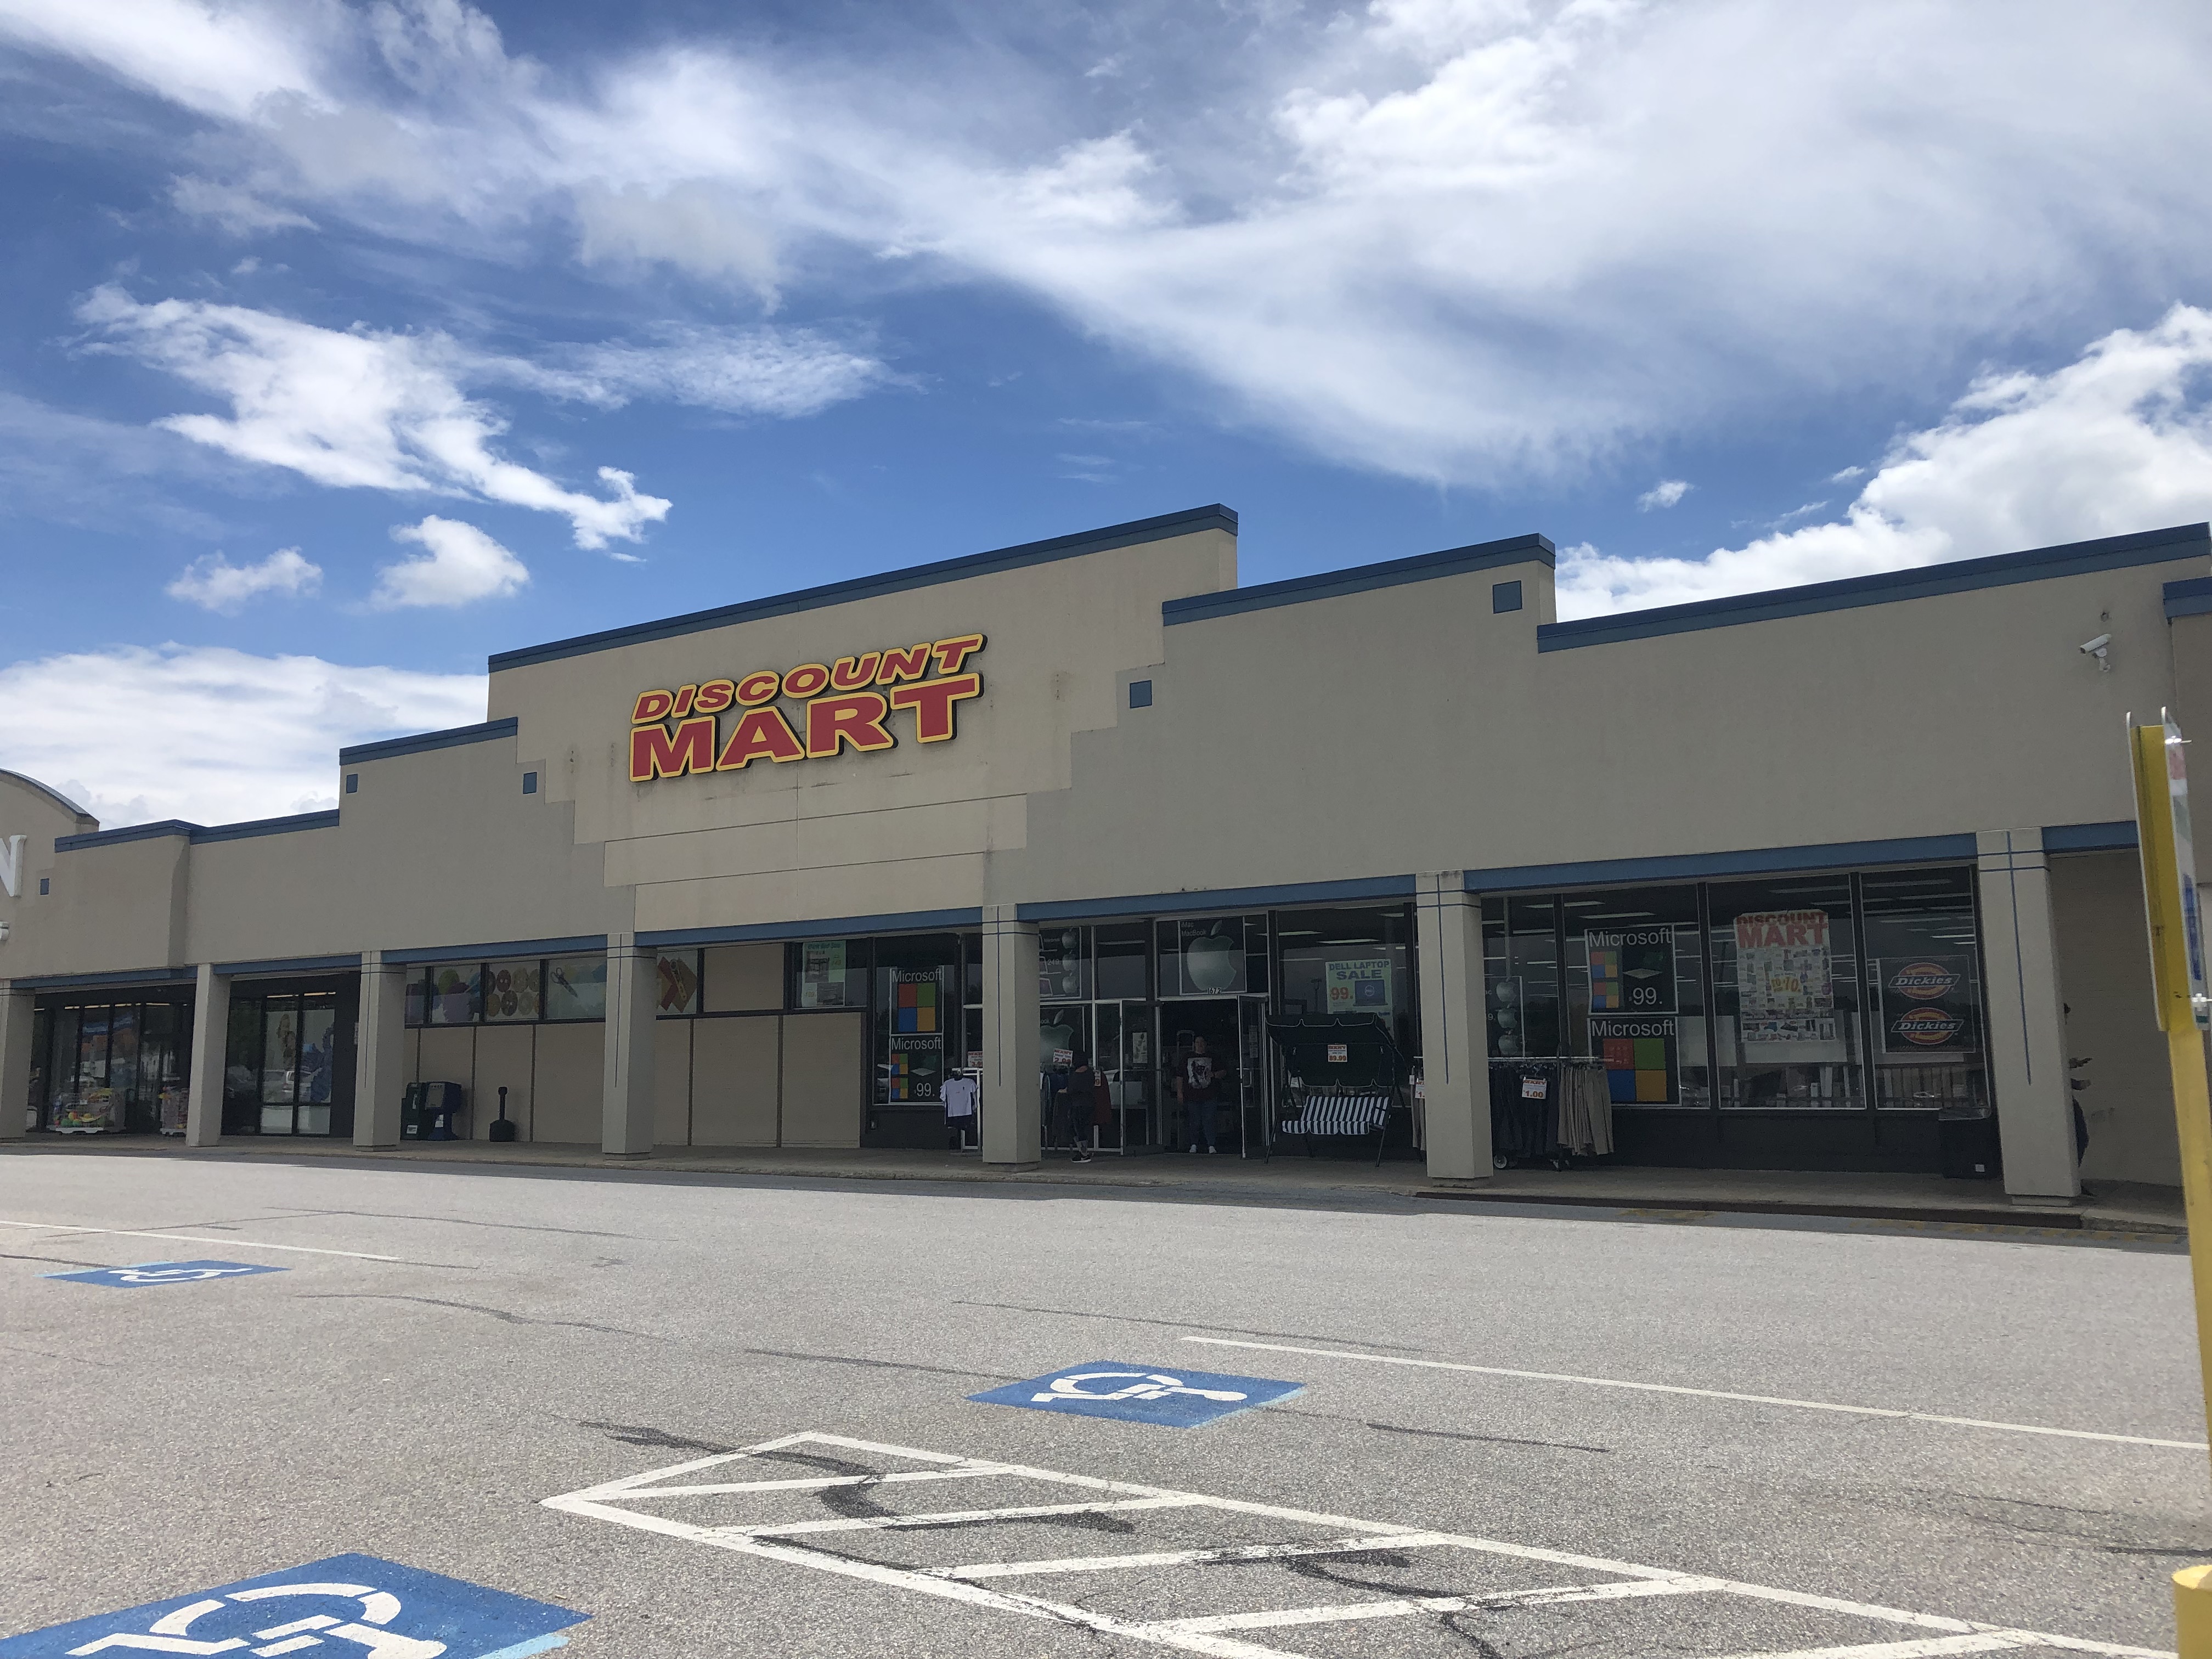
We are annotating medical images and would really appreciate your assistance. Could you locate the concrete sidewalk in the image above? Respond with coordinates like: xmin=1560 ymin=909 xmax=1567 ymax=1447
xmin=2 ymin=1133 xmax=2184 ymax=1235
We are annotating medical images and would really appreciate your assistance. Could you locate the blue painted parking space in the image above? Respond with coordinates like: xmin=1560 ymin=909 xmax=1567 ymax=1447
xmin=43 ymin=1259 xmax=289 ymax=1289
xmin=0 ymin=1553 xmax=588 ymax=1659
xmin=969 ymin=1360 xmax=1304 ymax=1426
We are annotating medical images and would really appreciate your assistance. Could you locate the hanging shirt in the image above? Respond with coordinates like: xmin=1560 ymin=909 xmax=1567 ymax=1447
xmin=941 ymin=1076 xmax=979 ymax=1119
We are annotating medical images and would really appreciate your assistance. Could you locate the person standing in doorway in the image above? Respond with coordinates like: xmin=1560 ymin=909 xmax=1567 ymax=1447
xmin=1056 ymin=1050 xmax=1098 ymax=1163
xmin=1178 ymin=1035 xmax=1222 ymax=1154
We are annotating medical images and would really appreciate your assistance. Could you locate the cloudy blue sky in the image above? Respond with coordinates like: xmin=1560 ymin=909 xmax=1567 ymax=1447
xmin=3 ymin=0 xmax=2210 ymax=826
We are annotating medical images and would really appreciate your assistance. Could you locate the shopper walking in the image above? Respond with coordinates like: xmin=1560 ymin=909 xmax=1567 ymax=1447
xmin=1178 ymin=1035 xmax=1222 ymax=1154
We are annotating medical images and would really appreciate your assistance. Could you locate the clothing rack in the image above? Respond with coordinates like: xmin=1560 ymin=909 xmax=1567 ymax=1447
xmin=1486 ymin=1057 xmax=1615 ymax=1167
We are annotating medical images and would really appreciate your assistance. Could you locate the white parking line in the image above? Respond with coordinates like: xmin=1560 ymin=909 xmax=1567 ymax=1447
xmin=0 ymin=1217 xmax=403 ymax=1263
xmin=1180 ymin=1336 xmax=2209 ymax=1452
xmin=1707 ymin=1638 xmax=2029 ymax=1659
xmin=543 ymin=1431 xmax=2172 ymax=1659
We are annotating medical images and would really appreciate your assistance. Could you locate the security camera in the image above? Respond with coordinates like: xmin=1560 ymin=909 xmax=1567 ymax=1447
xmin=2080 ymin=633 xmax=2112 ymax=671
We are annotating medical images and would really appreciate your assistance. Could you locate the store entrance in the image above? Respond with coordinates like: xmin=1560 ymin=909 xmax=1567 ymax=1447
xmin=1160 ymin=998 xmax=1245 ymax=1154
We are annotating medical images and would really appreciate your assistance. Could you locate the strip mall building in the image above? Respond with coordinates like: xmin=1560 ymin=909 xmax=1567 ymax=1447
xmin=3 ymin=507 xmax=2208 ymax=1204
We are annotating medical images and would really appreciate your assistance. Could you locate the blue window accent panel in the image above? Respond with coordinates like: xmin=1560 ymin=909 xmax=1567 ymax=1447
xmin=0 ymin=1553 xmax=588 ymax=1658
xmin=523 ymin=771 xmax=539 ymax=795
xmin=970 ymin=1361 xmax=1304 ymax=1427
xmin=1128 ymin=679 xmax=1154 ymax=709
xmin=44 ymin=1260 xmax=287 ymax=1288
xmin=1493 ymin=579 xmax=1523 ymax=613
xmin=345 ymin=772 xmax=359 ymax=794
xmin=38 ymin=877 xmax=48 ymax=895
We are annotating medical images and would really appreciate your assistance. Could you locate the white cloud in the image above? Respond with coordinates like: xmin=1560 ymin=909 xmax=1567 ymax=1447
xmin=1637 ymin=478 xmax=1689 ymax=511
xmin=371 ymin=514 xmax=527 ymax=608
xmin=166 ymin=545 xmax=322 ymax=611
xmin=78 ymin=285 xmax=670 ymax=549
xmin=0 ymin=642 xmax=486 ymax=828
xmin=170 ymin=174 xmax=317 ymax=234
xmin=484 ymin=324 xmax=893 ymax=419
xmin=1559 ymin=306 xmax=2212 ymax=616
xmin=0 ymin=0 xmax=334 ymax=120
xmin=8 ymin=1 xmax=2211 ymax=487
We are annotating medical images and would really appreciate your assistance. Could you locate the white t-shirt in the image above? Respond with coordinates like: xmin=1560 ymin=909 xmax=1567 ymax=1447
xmin=941 ymin=1076 xmax=979 ymax=1119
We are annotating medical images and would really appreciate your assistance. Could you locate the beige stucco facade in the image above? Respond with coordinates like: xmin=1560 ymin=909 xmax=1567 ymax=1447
xmin=3 ymin=506 xmax=2207 ymax=1200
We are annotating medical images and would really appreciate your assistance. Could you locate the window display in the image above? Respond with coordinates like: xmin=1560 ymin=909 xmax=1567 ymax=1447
xmin=484 ymin=960 xmax=544 ymax=1022
xmin=546 ymin=956 xmax=607 ymax=1020
xmin=1709 ymin=878 xmax=1864 ymax=1109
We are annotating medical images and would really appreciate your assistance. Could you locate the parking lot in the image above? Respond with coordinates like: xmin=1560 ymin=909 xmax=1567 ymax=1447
xmin=3 ymin=1152 xmax=2204 ymax=1656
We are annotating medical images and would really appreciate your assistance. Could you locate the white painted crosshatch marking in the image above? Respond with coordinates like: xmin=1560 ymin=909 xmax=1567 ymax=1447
xmin=542 ymin=1431 xmax=2162 ymax=1659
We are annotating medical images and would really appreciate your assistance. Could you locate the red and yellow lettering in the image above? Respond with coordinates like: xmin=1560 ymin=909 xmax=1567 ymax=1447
xmin=874 ymin=642 xmax=933 ymax=685
xmin=888 ymin=672 xmax=982 ymax=743
xmin=782 ymin=661 xmax=831 ymax=698
xmin=930 ymin=633 xmax=985 ymax=675
xmin=670 ymin=684 xmax=699 ymax=719
xmin=735 ymin=669 xmax=781 ymax=707
xmin=716 ymin=707 xmax=805 ymax=770
xmin=830 ymin=652 xmax=882 ymax=690
xmin=806 ymin=692 xmax=897 ymax=758
xmin=694 ymin=679 xmax=736 ymax=715
xmin=631 ymin=689 xmax=675 ymax=724
xmin=630 ymin=716 xmax=718 ymax=781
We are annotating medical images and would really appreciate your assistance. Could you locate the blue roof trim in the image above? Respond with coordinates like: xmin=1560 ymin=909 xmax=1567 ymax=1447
xmin=640 ymin=908 xmax=984 ymax=948
xmin=2165 ymin=575 xmax=2212 ymax=619
xmin=488 ymin=505 xmax=1240 ymax=672
xmin=22 ymin=967 xmax=195 ymax=991
xmin=221 ymin=953 xmax=361 ymax=978
xmin=1463 ymin=833 xmax=1980 ymax=893
xmin=2043 ymin=820 xmax=2138 ymax=853
xmin=1538 ymin=523 xmax=2211 ymax=652
xmin=1163 ymin=533 xmax=1555 ymax=627
xmin=54 ymin=820 xmax=196 ymax=853
xmin=385 ymin=933 xmax=609 ymax=966
xmin=340 ymin=718 xmax=517 ymax=766
xmin=193 ymin=810 xmax=341 ymax=845
xmin=1018 ymin=873 xmax=1416 ymax=923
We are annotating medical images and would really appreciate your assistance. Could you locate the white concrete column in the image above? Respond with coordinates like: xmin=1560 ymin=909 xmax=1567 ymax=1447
xmin=602 ymin=941 xmax=658 ymax=1157
xmin=980 ymin=904 xmax=1040 ymax=1168
xmin=1417 ymin=873 xmax=1493 ymax=1181
xmin=354 ymin=952 xmax=408 ymax=1149
xmin=1976 ymin=829 xmax=2081 ymax=1202
xmin=0 ymin=981 xmax=34 ymax=1141
xmin=185 ymin=962 xmax=229 ymax=1147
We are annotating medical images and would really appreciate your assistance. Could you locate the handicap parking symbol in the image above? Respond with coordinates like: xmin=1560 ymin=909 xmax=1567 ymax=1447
xmin=970 ymin=1360 xmax=1304 ymax=1427
xmin=0 ymin=1554 xmax=587 ymax=1659
xmin=43 ymin=1260 xmax=288 ymax=1289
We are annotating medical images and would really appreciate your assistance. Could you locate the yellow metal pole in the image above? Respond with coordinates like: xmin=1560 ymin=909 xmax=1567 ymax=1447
xmin=2132 ymin=717 xmax=2212 ymax=1650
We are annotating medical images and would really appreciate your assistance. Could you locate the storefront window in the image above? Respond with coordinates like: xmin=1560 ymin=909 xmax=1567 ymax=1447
xmin=40 ymin=996 xmax=190 ymax=1134
xmin=483 ymin=960 xmax=543 ymax=1023
xmin=426 ymin=964 xmax=481 ymax=1026
xmin=1709 ymin=876 xmax=1865 ymax=1109
xmin=1094 ymin=922 xmax=1150 ymax=1000
xmin=1157 ymin=915 xmax=1267 ymax=998
xmin=1483 ymin=895 xmax=1560 ymax=1059
xmin=874 ymin=935 xmax=958 ymax=1111
xmin=1861 ymin=868 xmax=1989 ymax=1109
xmin=1561 ymin=885 xmax=1708 ymax=1109
xmin=1274 ymin=905 xmax=1415 ymax=1059
xmin=1039 ymin=927 xmax=1090 ymax=1001
xmin=657 ymin=951 xmax=701 ymax=1017
xmin=546 ymin=955 xmax=607 ymax=1021
xmin=789 ymin=938 xmax=867 ymax=1010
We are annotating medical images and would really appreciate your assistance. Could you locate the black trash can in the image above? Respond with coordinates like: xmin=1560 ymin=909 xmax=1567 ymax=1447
xmin=1938 ymin=1103 xmax=2001 ymax=1180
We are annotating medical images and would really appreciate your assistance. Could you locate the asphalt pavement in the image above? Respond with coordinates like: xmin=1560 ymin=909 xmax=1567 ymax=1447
xmin=2 ymin=1153 xmax=2205 ymax=1657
